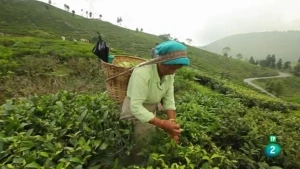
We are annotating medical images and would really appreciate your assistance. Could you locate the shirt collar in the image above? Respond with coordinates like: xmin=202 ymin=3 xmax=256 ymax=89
xmin=152 ymin=64 xmax=167 ymax=84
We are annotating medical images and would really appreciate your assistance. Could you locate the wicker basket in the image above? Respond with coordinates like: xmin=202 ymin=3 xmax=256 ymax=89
xmin=101 ymin=55 xmax=148 ymax=104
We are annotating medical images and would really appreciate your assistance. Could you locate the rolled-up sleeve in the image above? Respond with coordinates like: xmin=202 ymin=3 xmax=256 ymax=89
xmin=162 ymin=76 xmax=176 ymax=110
xmin=128 ymin=73 xmax=155 ymax=123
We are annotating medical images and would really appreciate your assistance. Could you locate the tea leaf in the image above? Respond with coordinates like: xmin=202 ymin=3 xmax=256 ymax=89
xmin=39 ymin=152 xmax=49 ymax=158
xmin=100 ymin=142 xmax=108 ymax=150
xmin=69 ymin=157 xmax=82 ymax=163
xmin=25 ymin=161 xmax=41 ymax=168
xmin=12 ymin=157 xmax=25 ymax=164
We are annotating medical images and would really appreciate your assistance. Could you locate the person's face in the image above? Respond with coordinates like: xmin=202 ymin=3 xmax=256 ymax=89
xmin=158 ymin=64 xmax=183 ymax=76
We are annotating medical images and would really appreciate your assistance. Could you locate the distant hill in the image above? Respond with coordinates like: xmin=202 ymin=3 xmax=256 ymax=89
xmin=201 ymin=31 xmax=300 ymax=63
xmin=0 ymin=0 xmax=278 ymax=81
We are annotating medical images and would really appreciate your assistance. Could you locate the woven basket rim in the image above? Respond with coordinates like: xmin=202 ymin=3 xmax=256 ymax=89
xmin=101 ymin=55 xmax=148 ymax=68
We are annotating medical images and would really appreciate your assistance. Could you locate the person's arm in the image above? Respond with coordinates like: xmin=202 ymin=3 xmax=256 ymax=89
xmin=162 ymin=76 xmax=176 ymax=120
xmin=129 ymin=73 xmax=155 ymax=123
xmin=166 ymin=110 xmax=176 ymax=120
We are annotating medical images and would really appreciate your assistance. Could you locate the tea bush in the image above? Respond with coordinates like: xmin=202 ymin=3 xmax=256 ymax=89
xmin=0 ymin=91 xmax=133 ymax=168
xmin=1 ymin=76 xmax=300 ymax=168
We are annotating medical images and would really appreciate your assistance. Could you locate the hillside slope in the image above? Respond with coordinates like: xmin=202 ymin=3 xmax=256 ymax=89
xmin=201 ymin=31 xmax=300 ymax=63
xmin=1 ymin=1 xmax=300 ymax=168
xmin=0 ymin=0 xmax=278 ymax=81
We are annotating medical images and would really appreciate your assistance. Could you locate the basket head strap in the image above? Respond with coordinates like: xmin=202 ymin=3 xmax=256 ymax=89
xmin=105 ymin=51 xmax=187 ymax=82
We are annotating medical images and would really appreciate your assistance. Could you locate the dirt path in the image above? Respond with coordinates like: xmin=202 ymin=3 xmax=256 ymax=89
xmin=243 ymin=72 xmax=292 ymax=98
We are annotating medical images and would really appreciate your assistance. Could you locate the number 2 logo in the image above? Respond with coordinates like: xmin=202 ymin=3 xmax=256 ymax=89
xmin=270 ymin=146 xmax=275 ymax=154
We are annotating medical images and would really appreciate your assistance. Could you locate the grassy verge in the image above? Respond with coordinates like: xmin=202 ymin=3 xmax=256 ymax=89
xmin=252 ymin=77 xmax=300 ymax=104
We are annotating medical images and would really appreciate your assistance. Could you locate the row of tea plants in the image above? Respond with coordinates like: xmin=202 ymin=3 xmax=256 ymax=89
xmin=1 ymin=68 xmax=300 ymax=168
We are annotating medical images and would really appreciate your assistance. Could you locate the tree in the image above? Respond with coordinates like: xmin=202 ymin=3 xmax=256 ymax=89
xmin=186 ymin=38 xmax=192 ymax=44
xmin=276 ymin=58 xmax=283 ymax=70
xmin=236 ymin=53 xmax=243 ymax=60
xmin=298 ymin=57 xmax=300 ymax=63
xmin=294 ymin=63 xmax=300 ymax=77
xmin=249 ymin=56 xmax=255 ymax=65
xmin=64 ymin=4 xmax=70 ymax=12
xmin=140 ymin=28 xmax=143 ymax=32
xmin=222 ymin=47 xmax=231 ymax=57
xmin=86 ymin=11 xmax=88 ymax=18
xmin=72 ymin=10 xmax=75 ymax=17
xmin=270 ymin=54 xmax=276 ymax=68
xmin=162 ymin=34 xmax=171 ymax=39
xmin=159 ymin=34 xmax=171 ymax=41
xmin=294 ymin=63 xmax=300 ymax=71
xmin=81 ymin=9 xmax=83 ymax=16
xmin=99 ymin=14 xmax=102 ymax=20
xmin=258 ymin=60 xmax=268 ymax=67
xmin=283 ymin=61 xmax=292 ymax=70
xmin=89 ymin=12 xmax=92 ymax=18
xmin=260 ymin=54 xmax=276 ymax=68
xmin=117 ymin=17 xmax=123 ymax=25
xmin=135 ymin=28 xmax=139 ymax=32
xmin=120 ymin=17 xmax=123 ymax=25
xmin=265 ymin=54 xmax=272 ymax=67
xmin=48 ymin=0 xmax=51 ymax=5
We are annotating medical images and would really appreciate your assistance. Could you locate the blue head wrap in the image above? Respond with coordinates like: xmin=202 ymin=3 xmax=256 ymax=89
xmin=154 ymin=40 xmax=190 ymax=66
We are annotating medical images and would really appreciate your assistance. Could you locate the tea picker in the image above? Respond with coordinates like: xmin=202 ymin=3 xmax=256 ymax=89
xmin=93 ymin=40 xmax=190 ymax=165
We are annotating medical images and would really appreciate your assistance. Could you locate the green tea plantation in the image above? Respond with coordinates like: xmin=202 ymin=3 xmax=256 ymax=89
xmin=1 ymin=1 xmax=300 ymax=168
xmin=1 ymin=68 xmax=300 ymax=169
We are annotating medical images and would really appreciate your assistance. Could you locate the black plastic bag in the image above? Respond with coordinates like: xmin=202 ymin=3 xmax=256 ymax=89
xmin=92 ymin=32 xmax=109 ymax=62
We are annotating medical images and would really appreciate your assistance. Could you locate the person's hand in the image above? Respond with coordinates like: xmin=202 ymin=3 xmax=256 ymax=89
xmin=160 ymin=120 xmax=181 ymax=136
xmin=149 ymin=117 xmax=181 ymax=140
xmin=168 ymin=120 xmax=180 ymax=144
xmin=169 ymin=134 xmax=180 ymax=144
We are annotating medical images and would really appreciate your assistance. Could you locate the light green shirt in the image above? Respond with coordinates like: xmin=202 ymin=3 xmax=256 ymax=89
xmin=127 ymin=64 xmax=176 ymax=123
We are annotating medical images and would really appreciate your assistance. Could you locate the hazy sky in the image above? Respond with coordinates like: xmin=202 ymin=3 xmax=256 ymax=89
xmin=38 ymin=0 xmax=300 ymax=46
